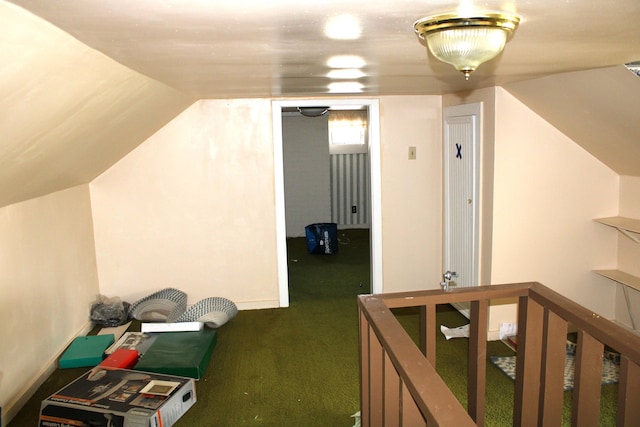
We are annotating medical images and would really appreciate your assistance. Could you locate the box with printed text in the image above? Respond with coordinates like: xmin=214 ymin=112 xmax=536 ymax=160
xmin=39 ymin=367 xmax=196 ymax=427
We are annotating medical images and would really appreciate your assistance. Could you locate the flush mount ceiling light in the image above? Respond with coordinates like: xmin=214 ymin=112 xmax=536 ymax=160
xmin=625 ymin=61 xmax=640 ymax=77
xmin=327 ymin=69 xmax=366 ymax=79
xmin=414 ymin=12 xmax=520 ymax=80
xmin=328 ymin=82 xmax=364 ymax=94
xmin=325 ymin=14 xmax=361 ymax=40
xmin=327 ymin=55 xmax=366 ymax=69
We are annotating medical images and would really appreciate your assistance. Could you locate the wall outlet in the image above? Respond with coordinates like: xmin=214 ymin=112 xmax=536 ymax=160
xmin=351 ymin=205 xmax=357 ymax=214
xmin=408 ymin=146 xmax=417 ymax=160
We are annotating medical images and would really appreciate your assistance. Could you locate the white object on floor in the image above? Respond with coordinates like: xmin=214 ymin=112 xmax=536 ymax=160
xmin=499 ymin=322 xmax=517 ymax=340
xmin=141 ymin=322 xmax=204 ymax=333
xmin=98 ymin=321 xmax=131 ymax=342
xmin=440 ymin=324 xmax=470 ymax=340
xmin=351 ymin=411 xmax=361 ymax=427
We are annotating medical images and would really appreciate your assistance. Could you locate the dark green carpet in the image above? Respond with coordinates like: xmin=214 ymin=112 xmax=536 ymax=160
xmin=9 ymin=228 xmax=617 ymax=426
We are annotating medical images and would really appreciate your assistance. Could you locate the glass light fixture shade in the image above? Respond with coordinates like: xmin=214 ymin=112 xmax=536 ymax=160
xmin=414 ymin=13 xmax=520 ymax=79
xmin=426 ymin=27 xmax=508 ymax=77
xmin=625 ymin=61 xmax=640 ymax=77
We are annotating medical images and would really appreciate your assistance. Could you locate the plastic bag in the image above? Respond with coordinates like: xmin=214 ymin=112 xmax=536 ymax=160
xmin=90 ymin=295 xmax=131 ymax=327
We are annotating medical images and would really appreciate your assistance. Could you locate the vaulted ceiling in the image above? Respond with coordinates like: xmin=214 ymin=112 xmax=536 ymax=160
xmin=2 ymin=0 xmax=640 ymax=208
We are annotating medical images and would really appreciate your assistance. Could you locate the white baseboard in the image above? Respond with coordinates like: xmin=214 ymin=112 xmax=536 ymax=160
xmin=236 ymin=299 xmax=280 ymax=310
xmin=451 ymin=301 xmax=470 ymax=319
xmin=487 ymin=330 xmax=502 ymax=341
xmin=3 ymin=321 xmax=93 ymax=427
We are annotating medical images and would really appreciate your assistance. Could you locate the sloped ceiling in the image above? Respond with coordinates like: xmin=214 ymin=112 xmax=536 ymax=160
xmin=504 ymin=66 xmax=640 ymax=177
xmin=1 ymin=0 xmax=640 ymax=209
xmin=0 ymin=2 xmax=194 ymax=208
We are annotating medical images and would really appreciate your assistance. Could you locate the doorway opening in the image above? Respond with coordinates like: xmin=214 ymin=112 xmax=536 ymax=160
xmin=272 ymin=99 xmax=382 ymax=307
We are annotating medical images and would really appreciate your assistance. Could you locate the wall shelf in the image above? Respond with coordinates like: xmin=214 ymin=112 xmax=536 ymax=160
xmin=593 ymin=216 xmax=640 ymax=331
xmin=594 ymin=216 xmax=640 ymax=243
xmin=594 ymin=269 xmax=640 ymax=331
xmin=593 ymin=269 xmax=640 ymax=292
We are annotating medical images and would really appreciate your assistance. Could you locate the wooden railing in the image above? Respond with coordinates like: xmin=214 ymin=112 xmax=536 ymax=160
xmin=358 ymin=282 xmax=640 ymax=426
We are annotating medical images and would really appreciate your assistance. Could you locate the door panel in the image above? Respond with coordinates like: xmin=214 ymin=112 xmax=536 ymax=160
xmin=443 ymin=104 xmax=480 ymax=288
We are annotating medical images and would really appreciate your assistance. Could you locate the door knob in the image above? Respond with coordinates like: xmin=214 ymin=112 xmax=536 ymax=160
xmin=443 ymin=270 xmax=458 ymax=281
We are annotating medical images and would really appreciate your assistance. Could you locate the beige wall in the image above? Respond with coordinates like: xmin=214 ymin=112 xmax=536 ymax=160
xmin=443 ymin=88 xmax=620 ymax=338
xmin=2 ymin=87 xmax=626 ymax=421
xmin=491 ymin=87 xmax=619 ymax=319
xmin=0 ymin=185 xmax=99 ymax=420
xmin=91 ymin=99 xmax=279 ymax=309
xmin=91 ymin=95 xmax=445 ymax=306
xmin=615 ymin=176 xmax=640 ymax=327
xmin=379 ymin=96 xmax=443 ymax=292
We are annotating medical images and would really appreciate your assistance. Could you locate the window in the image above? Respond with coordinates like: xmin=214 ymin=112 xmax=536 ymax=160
xmin=328 ymin=109 xmax=368 ymax=154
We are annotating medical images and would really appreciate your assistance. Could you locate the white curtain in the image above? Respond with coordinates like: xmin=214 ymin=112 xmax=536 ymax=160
xmin=328 ymin=110 xmax=368 ymax=150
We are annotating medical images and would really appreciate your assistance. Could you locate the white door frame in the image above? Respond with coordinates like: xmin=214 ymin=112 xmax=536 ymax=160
xmin=272 ymin=99 xmax=382 ymax=307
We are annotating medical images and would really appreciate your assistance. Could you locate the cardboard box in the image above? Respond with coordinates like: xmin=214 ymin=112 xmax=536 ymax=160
xmin=39 ymin=367 xmax=196 ymax=427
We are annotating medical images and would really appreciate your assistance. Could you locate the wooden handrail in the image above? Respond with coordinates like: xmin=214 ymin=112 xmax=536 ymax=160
xmin=358 ymin=282 xmax=640 ymax=426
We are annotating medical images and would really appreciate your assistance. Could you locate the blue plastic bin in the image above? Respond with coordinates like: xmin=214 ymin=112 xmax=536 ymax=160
xmin=305 ymin=223 xmax=338 ymax=255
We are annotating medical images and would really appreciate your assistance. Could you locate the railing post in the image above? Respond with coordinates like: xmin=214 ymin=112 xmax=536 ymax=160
xmin=617 ymin=355 xmax=640 ymax=426
xmin=538 ymin=309 xmax=567 ymax=426
xmin=369 ymin=322 xmax=384 ymax=425
xmin=359 ymin=306 xmax=371 ymax=426
xmin=383 ymin=352 xmax=401 ymax=427
xmin=514 ymin=294 xmax=544 ymax=427
xmin=468 ymin=299 xmax=488 ymax=427
xmin=419 ymin=304 xmax=437 ymax=366
xmin=400 ymin=381 xmax=427 ymax=427
xmin=572 ymin=331 xmax=603 ymax=427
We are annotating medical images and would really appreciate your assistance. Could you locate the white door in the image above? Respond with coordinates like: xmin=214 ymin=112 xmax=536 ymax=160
xmin=443 ymin=103 xmax=481 ymax=289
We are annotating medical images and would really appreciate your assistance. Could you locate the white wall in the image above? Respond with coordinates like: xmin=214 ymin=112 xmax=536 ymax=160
xmin=2 ymin=89 xmax=628 ymax=422
xmin=379 ymin=96 xmax=443 ymax=292
xmin=0 ymin=185 xmax=99 ymax=421
xmin=441 ymin=88 xmax=621 ymax=339
xmin=91 ymin=99 xmax=279 ymax=309
xmin=91 ymin=95 xmax=445 ymax=305
xmin=282 ymin=113 xmax=331 ymax=237
xmin=491 ymin=87 xmax=619 ymax=320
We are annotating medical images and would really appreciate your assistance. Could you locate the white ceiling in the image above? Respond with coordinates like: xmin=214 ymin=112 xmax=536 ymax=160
xmin=7 ymin=0 xmax=640 ymax=98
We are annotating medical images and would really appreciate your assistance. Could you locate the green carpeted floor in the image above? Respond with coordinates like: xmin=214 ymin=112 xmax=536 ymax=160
xmin=9 ymin=228 xmax=618 ymax=426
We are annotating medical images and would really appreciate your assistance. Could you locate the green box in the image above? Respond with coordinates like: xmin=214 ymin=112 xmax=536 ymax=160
xmin=134 ymin=330 xmax=217 ymax=379
xmin=59 ymin=334 xmax=115 ymax=369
